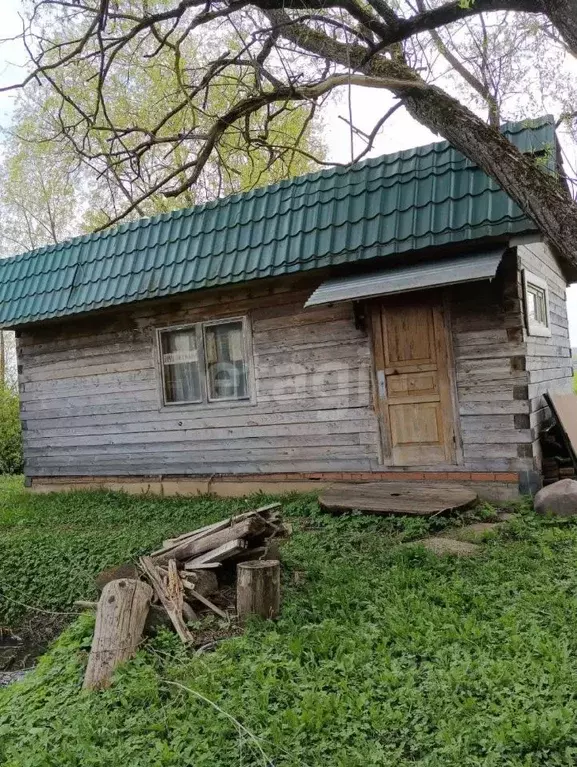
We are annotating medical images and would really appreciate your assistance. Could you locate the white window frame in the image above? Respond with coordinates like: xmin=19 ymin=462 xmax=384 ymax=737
xmin=523 ymin=270 xmax=551 ymax=338
xmin=156 ymin=316 xmax=256 ymax=407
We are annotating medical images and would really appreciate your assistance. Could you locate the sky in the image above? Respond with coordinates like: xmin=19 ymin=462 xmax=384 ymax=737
xmin=0 ymin=0 xmax=575 ymax=342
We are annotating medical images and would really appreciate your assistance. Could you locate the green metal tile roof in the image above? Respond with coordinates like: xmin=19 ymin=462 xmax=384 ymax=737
xmin=0 ymin=116 xmax=556 ymax=328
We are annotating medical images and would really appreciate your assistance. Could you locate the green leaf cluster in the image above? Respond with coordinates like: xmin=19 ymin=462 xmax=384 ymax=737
xmin=0 ymin=386 xmax=23 ymax=475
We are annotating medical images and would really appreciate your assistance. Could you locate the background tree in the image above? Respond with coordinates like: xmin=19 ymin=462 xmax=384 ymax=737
xmin=0 ymin=9 xmax=324 ymax=250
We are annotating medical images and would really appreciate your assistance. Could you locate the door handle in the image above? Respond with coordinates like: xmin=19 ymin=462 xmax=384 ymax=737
xmin=377 ymin=370 xmax=387 ymax=399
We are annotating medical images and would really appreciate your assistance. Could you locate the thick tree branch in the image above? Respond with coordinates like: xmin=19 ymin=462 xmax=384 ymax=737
xmin=267 ymin=9 xmax=577 ymax=268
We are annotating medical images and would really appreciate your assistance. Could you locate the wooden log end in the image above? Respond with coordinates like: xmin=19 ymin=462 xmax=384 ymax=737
xmin=236 ymin=559 xmax=281 ymax=623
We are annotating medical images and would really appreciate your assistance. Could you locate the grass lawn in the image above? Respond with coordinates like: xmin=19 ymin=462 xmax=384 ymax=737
xmin=2 ymin=479 xmax=577 ymax=765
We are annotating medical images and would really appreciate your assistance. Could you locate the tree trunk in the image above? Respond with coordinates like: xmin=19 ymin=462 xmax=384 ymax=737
xmin=398 ymin=83 xmax=577 ymax=273
xmin=236 ymin=560 xmax=280 ymax=622
xmin=83 ymin=578 xmax=152 ymax=690
xmin=543 ymin=0 xmax=577 ymax=57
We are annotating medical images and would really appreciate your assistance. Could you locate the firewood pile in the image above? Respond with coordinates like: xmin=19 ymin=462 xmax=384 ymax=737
xmin=83 ymin=502 xmax=288 ymax=690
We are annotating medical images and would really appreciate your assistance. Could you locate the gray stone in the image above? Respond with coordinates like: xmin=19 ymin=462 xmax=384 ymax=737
xmin=444 ymin=522 xmax=503 ymax=542
xmin=405 ymin=536 xmax=481 ymax=557
xmin=534 ymin=479 xmax=577 ymax=517
xmin=0 ymin=670 xmax=28 ymax=687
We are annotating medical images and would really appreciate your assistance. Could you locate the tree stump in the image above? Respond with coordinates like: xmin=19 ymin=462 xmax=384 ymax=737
xmin=236 ymin=560 xmax=280 ymax=622
xmin=83 ymin=578 xmax=153 ymax=690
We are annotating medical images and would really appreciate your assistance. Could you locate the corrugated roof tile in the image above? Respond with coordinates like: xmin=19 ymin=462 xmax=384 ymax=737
xmin=0 ymin=116 xmax=556 ymax=327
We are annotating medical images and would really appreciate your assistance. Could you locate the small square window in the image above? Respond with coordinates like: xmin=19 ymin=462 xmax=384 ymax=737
xmin=158 ymin=318 xmax=252 ymax=405
xmin=523 ymin=270 xmax=551 ymax=337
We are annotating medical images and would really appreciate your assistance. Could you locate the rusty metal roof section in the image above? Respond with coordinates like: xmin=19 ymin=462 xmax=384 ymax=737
xmin=0 ymin=116 xmax=557 ymax=328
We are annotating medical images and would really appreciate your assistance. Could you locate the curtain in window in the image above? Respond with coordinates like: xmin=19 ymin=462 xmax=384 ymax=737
xmin=161 ymin=329 xmax=201 ymax=403
xmin=204 ymin=321 xmax=248 ymax=400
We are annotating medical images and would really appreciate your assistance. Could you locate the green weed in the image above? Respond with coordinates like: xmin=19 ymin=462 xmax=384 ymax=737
xmin=1 ymin=479 xmax=577 ymax=765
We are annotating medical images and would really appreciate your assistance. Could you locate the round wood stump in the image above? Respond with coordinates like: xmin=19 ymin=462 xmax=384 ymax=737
xmin=236 ymin=560 xmax=280 ymax=622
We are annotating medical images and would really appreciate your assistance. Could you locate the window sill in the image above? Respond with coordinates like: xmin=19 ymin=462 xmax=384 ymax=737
xmin=160 ymin=397 xmax=257 ymax=411
xmin=527 ymin=323 xmax=552 ymax=338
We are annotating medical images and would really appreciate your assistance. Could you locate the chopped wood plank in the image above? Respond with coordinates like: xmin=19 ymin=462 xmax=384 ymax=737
xmin=184 ymin=562 xmax=222 ymax=570
xmin=184 ymin=539 xmax=247 ymax=569
xmin=83 ymin=578 xmax=152 ymax=690
xmin=319 ymin=482 xmax=478 ymax=516
xmin=181 ymin=582 xmax=228 ymax=619
xmin=166 ymin=560 xmax=184 ymax=616
xmin=153 ymin=517 xmax=266 ymax=566
xmin=235 ymin=546 xmax=267 ymax=562
xmin=139 ymin=556 xmax=193 ymax=644
xmin=152 ymin=504 xmax=281 ymax=557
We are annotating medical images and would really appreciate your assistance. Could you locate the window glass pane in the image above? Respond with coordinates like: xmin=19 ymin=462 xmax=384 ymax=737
xmin=161 ymin=329 xmax=202 ymax=403
xmin=204 ymin=321 xmax=248 ymax=400
xmin=527 ymin=288 xmax=537 ymax=322
xmin=527 ymin=284 xmax=548 ymax=326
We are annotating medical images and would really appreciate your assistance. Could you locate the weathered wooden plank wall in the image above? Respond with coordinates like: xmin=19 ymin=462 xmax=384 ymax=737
xmin=517 ymin=241 xmax=573 ymax=468
xmin=19 ymin=278 xmax=380 ymax=476
xmin=449 ymin=249 xmax=535 ymax=473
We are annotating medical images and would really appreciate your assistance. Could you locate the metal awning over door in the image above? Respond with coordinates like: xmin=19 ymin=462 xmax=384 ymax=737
xmin=305 ymin=248 xmax=505 ymax=307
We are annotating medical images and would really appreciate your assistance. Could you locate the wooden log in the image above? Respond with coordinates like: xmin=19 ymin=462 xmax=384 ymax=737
xmin=75 ymin=598 xmax=172 ymax=634
xmin=139 ymin=556 xmax=193 ymax=644
xmin=153 ymin=516 xmax=268 ymax=566
xmin=83 ymin=578 xmax=153 ymax=690
xmin=236 ymin=560 xmax=280 ymax=623
xmin=180 ymin=569 xmax=218 ymax=597
xmin=184 ymin=539 xmax=247 ymax=569
xmin=182 ymin=601 xmax=198 ymax=623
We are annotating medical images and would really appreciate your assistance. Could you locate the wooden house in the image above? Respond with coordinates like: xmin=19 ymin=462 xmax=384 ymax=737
xmin=0 ymin=116 xmax=574 ymax=500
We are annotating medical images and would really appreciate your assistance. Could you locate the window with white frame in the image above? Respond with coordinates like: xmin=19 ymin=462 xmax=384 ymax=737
xmin=158 ymin=318 xmax=251 ymax=405
xmin=523 ymin=270 xmax=551 ymax=337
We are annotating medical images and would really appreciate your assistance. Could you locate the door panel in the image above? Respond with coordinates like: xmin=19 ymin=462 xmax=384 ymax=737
xmin=371 ymin=293 xmax=456 ymax=466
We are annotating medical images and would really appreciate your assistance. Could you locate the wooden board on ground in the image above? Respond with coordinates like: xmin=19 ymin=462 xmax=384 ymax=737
xmin=318 ymin=482 xmax=477 ymax=516
xmin=545 ymin=393 xmax=577 ymax=471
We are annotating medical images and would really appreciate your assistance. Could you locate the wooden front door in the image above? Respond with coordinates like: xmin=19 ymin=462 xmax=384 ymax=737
xmin=370 ymin=293 xmax=456 ymax=466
